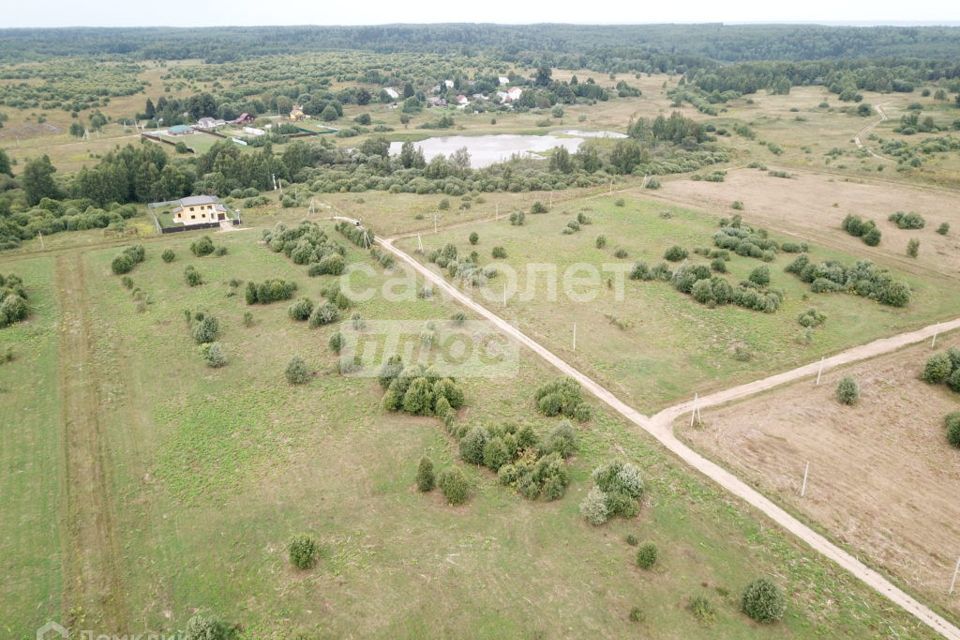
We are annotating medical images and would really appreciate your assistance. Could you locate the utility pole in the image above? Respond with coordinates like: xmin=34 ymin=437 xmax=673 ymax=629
xmin=800 ymin=461 xmax=810 ymax=497
xmin=572 ymin=322 xmax=577 ymax=351
xmin=816 ymin=357 xmax=825 ymax=385
xmin=37 ymin=231 xmax=45 ymax=250
xmin=950 ymin=557 xmax=960 ymax=595
xmin=690 ymin=393 xmax=702 ymax=427
xmin=933 ymin=324 xmax=940 ymax=348
xmin=417 ymin=233 xmax=423 ymax=253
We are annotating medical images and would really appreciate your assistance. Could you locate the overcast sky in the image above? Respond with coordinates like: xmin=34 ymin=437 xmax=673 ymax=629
xmin=4 ymin=0 xmax=959 ymax=28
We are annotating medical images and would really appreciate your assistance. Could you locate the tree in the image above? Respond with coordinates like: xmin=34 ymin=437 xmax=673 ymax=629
xmin=321 ymin=104 xmax=339 ymax=121
xmin=469 ymin=232 xmax=479 ymax=245
xmin=534 ymin=66 xmax=552 ymax=86
xmin=923 ymin=353 xmax=954 ymax=384
xmin=946 ymin=413 xmax=960 ymax=448
xmin=549 ymin=146 xmax=573 ymax=173
xmin=161 ymin=249 xmax=175 ymax=263
xmin=184 ymin=613 xmax=236 ymax=640
xmin=907 ymin=238 xmax=920 ymax=258
xmin=438 ymin=466 xmax=469 ymax=505
xmin=145 ymin=98 xmax=156 ymax=119
xmin=0 ymin=149 xmax=11 ymax=177
xmin=636 ymin=543 xmax=658 ymax=569
xmin=416 ymin=456 xmax=435 ymax=492
xmin=741 ymin=578 xmax=786 ymax=623
xmin=22 ymin=155 xmax=60 ymax=205
xmin=69 ymin=122 xmax=85 ymax=138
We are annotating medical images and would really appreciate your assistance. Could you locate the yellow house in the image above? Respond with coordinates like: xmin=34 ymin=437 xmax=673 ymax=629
xmin=172 ymin=196 xmax=229 ymax=225
xmin=289 ymin=104 xmax=305 ymax=121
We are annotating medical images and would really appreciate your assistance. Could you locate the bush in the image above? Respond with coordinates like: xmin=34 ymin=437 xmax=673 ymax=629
xmin=741 ymin=578 xmax=786 ymax=624
xmin=595 ymin=235 xmax=607 ymax=249
xmin=907 ymin=238 xmax=920 ymax=258
xmin=636 ymin=543 xmax=658 ymax=569
xmin=469 ymin=232 xmax=479 ymax=245
xmin=579 ymin=486 xmax=611 ymax=525
xmin=288 ymin=297 xmax=315 ymax=322
xmin=535 ymin=377 xmax=590 ymax=421
xmin=629 ymin=606 xmax=644 ymax=623
xmin=191 ymin=235 xmax=215 ymax=256
xmin=923 ymin=353 xmax=954 ymax=383
xmin=459 ymin=427 xmax=488 ymax=465
xmin=285 ymin=356 xmax=311 ymax=384
xmin=184 ymin=266 xmax=203 ymax=287
xmin=888 ymin=211 xmax=925 ymax=230
xmin=625 ymin=534 xmax=639 ymax=546
xmin=328 ymin=331 xmax=344 ymax=353
xmin=416 ymin=456 xmax=435 ymax=492
xmin=438 ymin=466 xmax=469 ymax=505
xmin=836 ymin=377 xmax=859 ymax=405
xmin=688 ymin=595 xmax=715 ymax=623
xmin=184 ymin=613 xmax=236 ymax=640
xmin=748 ymin=265 xmax=770 ymax=286
xmin=191 ymin=316 xmax=219 ymax=344
xmin=946 ymin=412 xmax=960 ymax=448
xmin=491 ymin=246 xmax=507 ymax=259
xmin=199 ymin=341 xmax=227 ymax=368
xmin=797 ymin=308 xmax=826 ymax=328
xmin=288 ymin=535 xmax=320 ymax=569
xmin=309 ymin=302 xmax=340 ymax=327
xmin=541 ymin=420 xmax=578 ymax=458
xmin=246 ymin=279 xmax=297 ymax=304
xmin=937 ymin=222 xmax=950 ymax=236
xmin=663 ymin=245 xmax=688 ymax=262
xmin=614 ymin=248 xmax=629 ymax=259
xmin=949 ymin=368 xmax=960 ymax=393
xmin=111 ymin=254 xmax=134 ymax=275
xmin=863 ymin=227 xmax=882 ymax=246
xmin=161 ymin=249 xmax=175 ymax=263
xmin=530 ymin=201 xmax=548 ymax=214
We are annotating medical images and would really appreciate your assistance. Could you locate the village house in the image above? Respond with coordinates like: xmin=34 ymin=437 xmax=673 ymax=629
xmin=171 ymin=196 xmax=230 ymax=226
xmin=289 ymin=104 xmax=305 ymax=121
xmin=383 ymin=87 xmax=400 ymax=100
xmin=498 ymin=76 xmax=510 ymax=85
xmin=195 ymin=117 xmax=226 ymax=130
xmin=167 ymin=124 xmax=194 ymax=136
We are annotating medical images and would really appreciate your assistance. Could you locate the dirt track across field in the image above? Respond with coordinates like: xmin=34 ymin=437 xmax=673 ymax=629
xmin=56 ymin=253 xmax=126 ymax=630
xmin=343 ymin=215 xmax=960 ymax=640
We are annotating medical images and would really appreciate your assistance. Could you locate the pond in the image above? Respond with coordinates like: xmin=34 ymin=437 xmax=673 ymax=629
xmin=388 ymin=133 xmax=597 ymax=169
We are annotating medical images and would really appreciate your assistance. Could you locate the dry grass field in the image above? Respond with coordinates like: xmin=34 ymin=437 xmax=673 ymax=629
xmin=677 ymin=332 xmax=960 ymax=618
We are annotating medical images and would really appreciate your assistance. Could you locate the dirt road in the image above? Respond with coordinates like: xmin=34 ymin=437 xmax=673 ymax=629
xmin=352 ymin=218 xmax=960 ymax=640
xmin=56 ymin=253 xmax=127 ymax=631
xmin=854 ymin=103 xmax=892 ymax=162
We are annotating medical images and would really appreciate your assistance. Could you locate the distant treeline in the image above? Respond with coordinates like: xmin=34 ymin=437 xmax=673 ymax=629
xmin=3 ymin=24 xmax=960 ymax=70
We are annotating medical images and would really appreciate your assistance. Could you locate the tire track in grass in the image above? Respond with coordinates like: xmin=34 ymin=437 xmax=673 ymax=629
xmin=56 ymin=252 xmax=127 ymax=631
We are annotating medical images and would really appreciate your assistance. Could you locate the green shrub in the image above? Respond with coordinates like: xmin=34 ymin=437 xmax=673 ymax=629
xmin=625 ymin=534 xmax=639 ymax=546
xmin=459 ymin=427 xmax=488 ymax=465
xmin=111 ymin=254 xmax=134 ymax=275
xmin=579 ymin=486 xmax=610 ymax=525
xmin=948 ymin=368 xmax=960 ymax=393
xmin=530 ymin=201 xmax=548 ymax=214
xmin=438 ymin=466 xmax=469 ymax=505
xmin=636 ymin=543 xmax=658 ymax=569
xmin=541 ymin=420 xmax=578 ymax=458
xmin=902 ymin=235 xmax=920 ymax=258
xmin=191 ymin=316 xmax=219 ymax=344
xmin=161 ymin=249 xmax=175 ymax=263
xmin=937 ymin=222 xmax=950 ymax=236
xmin=246 ymin=279 xmax=297 ymax=304
xmin=288 ymin=535 xmax=320 ymax=569
xmin=469 ymin=232 xmax=479 ymax=245
xmin=836 ymin=377 xmax=859 ymax=405
xmin=199 ymin=341 xmax=227 ymax=368
xmin=288 ymin=297 xmax=314 ymax=321
xmin=741 ymin=578 xmax=786 ymax=623
xmin=748 ymin=265 xmax=770 ymax=286
xmin=535 ymin=377 xmax=590 ymax=421
xmin=946 ymin=412 xmax=960 ymax=448
xmin=614 ymin=248 xmax=629 ymax=259
xmin=595 ymin=235 xmax=607 ymax=249
xmin=888 ymin=211 xmax=925 ymax=230
xmin=416 ymin=456 xmax=435 ymax=492
xmin=491 ymin=246 xmax=507 ymax=259
xmin=184 ymin=266 xmax=203 ymax=287
xmin=285 ymin=356 xmax=311 ymax=384
xmin=629 ymin=607 xmax=645 ymax=623
xmin=797 ymin=308 xmax=826 ymax=328
xmin=688 ymin=595 xmax=715 ymax=623
xmin=923 ymin=353 xmax=954 ymax=383
xmin=482 ymin=437 xmax=511 ymax=470
xmin=190 ymin=235 xmax=215 ymax=256
xmin=184 ymin=613 xmax=236 ymax=640
xmin=710 ymin=258 xmax=726 ymax=273
xmin=309 ymin=302 xmax=340 ymax=327
xmin=863 ymin=227 xmax=882 ymax=246
xmin=242 ymin=311 xmax=254 ymax=327
xmin=663 ymin=245 xmax=688 ymax=262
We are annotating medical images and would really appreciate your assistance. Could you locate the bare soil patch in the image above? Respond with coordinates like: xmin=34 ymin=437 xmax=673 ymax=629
xmin=677 ymin=333 xmax=960 ymax=617
xmin=654 ymin=167 xmax=960 ymax=278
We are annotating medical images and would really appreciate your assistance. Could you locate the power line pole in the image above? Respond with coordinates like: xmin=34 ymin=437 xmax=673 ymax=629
xmin=800 ymin=461 xmax=810 ymax=497
xmin=816 ymin=357 xmax=825 ymax=385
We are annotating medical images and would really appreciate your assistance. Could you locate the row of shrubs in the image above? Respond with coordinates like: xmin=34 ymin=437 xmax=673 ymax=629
xmin=335 ymin=220 xmax=376 ymax=248
xmin=841 ymin=214 xmax=882 ymax=246
xmin=0 ymin=273 xmax=29 ymax=328
xmin=245 ymin=279 xmax=297 ymax=304
xmin=415 ymin=457 xmax=473 ymax=505
xmin=922 ymin=348 xmax=960 ymax=391
xmin=111 ymin=244 xmax=146 ymax=275
xmin=888 ymin=211 xmax=925 ymax=230
xmin=535 ymin=377 xmax=592 ymax=421
xmin=264 ymin=221 xmax=346 ymax=271
xmin=579 ymin=461 xmax=646 ymax=525
xmin=630 ymin=261 xmax=783 ymax=313
xmin=713 ymin=222 xmax=780 ymax=262
xmin=785 ymin=255 xmax=910 ymax=307
xmin=378 ymin=357 xmax=466 ymax=418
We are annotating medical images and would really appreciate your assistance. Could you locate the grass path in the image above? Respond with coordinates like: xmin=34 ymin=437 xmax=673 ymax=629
xmin=56 ymin=252 xmax=127 ymax=631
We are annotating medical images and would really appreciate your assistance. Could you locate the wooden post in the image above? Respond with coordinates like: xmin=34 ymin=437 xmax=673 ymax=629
xmin=800 ymin=461 xmax=810 ymax=497
xmin=417 ymin=233 xmax=423 ymax=253
xmin=816 ymin=357 xmax=825 ymax=385
xmin=572 ymin=322 xmax=577 ymax=351
xmin=950 ymin=557 xmax=960 ymax=595
xmin=38 ymin=231 xmax=45 ymax=250
xmin=690 ymin=393 xmax=699 ymax=427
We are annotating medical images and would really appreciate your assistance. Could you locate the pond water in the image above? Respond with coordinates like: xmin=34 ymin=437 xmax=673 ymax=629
xmin=388 ymin=134 xmax=589 ymax=169
xmin=558 ymin=129 xmax=628 ymax=139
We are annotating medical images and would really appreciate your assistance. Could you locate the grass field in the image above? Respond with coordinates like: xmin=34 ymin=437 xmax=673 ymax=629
xmin=676 ymin=330 xmax=960 ymax=621
xmin=0 ymin=256 xmax=62 ymax=637
xmin=0 ymin=223 xmax=944 ymax=638
xmin=398 ymin=192 xmax=960 ymax=412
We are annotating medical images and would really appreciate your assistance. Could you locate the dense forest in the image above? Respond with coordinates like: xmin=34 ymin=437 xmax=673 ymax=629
xmin=3 ymin=24 xmax=960 ymax=69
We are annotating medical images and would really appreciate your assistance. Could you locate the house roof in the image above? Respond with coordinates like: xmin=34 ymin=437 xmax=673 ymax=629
xmin=178 ymin=195 xmax=221 ymax=207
